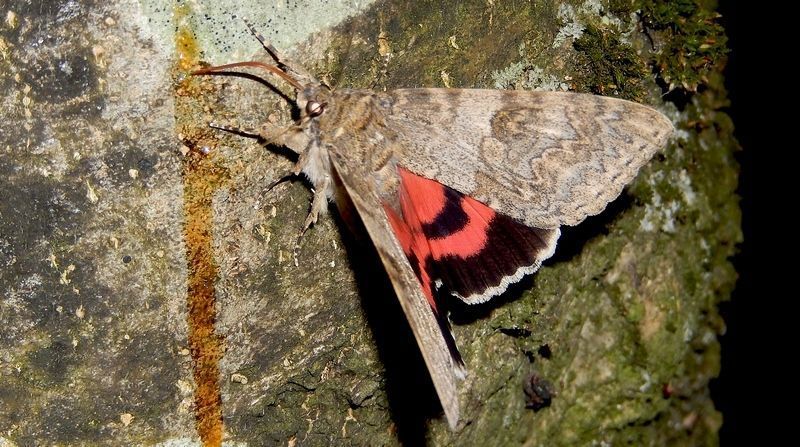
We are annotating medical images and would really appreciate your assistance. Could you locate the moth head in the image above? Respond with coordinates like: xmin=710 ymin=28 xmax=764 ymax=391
xmin=191 ymin=60 xmax=334 ymax=120
xmin=191 ymin=57 xmax=330 ymax=154
xmin=296 ymin=84 xmax=332 ymax=121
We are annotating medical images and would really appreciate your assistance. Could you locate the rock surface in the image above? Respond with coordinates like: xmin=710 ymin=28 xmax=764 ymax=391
xmin=0 ymin=0 xmax=738 ymax=445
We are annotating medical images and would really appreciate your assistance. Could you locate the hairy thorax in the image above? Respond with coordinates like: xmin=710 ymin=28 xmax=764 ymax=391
xmin=311 ymin=90 xmax=403 ymax=211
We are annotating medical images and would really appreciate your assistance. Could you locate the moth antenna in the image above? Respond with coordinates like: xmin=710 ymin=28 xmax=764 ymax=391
xmin=241 ymin=17 xmax=318 ymax=84
xmin=191 ymin=61 xmax=303 ymax=91
xmin=242 ymin=17 xmax=286 ymax=67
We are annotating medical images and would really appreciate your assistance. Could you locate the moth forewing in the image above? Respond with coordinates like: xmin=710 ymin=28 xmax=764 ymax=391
xmin=328 ymin=152 xmax=464 ymax=429
xmin=386 ymin=89 xmax=674 ymax=228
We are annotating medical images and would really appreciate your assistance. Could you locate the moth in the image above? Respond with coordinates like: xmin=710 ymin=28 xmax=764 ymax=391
xmin=192 ymin=21 xmax=674 ymax=429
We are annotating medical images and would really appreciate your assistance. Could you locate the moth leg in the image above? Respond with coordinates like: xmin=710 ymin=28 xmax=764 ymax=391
xmin=291 ymin=149 xmax=310 ymax=176
xmin=259 ymin=124 xmax=291 ymax=146
xmin=259 ymin=158 xmax=303 ymax=205
xmin=301 ymin=175 xmax=330 ymax=235
xmin=209 ymin=122 xmax=261 ymax=138
xmin=258 ymin=123 xmax=310 ymax=155
xmin=261 ymin=140 xmax=312 ymax=199
xmin=265 ymin=172 xmax=296 ymax=192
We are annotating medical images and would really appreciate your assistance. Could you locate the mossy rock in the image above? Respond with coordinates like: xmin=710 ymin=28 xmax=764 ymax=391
xmin=0 ymin=0 xmax=737 ymax=445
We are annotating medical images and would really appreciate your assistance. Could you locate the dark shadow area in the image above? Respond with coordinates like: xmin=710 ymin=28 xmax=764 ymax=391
xmin=446 ymin=274 xmax=534 ymax=325
xmin=656 ymin=78 xmax=697 ymax=111
xmin=331 ymin=209 xmax=441 ymax=447
xmin=711 ymin=1 xmax=757 ymax=444
xmin=547 ymin=192 xmax=634 ymax=265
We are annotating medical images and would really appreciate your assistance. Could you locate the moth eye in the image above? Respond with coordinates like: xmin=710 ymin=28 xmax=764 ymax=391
xmin=306 ymin=100 xmax=326 ymax=117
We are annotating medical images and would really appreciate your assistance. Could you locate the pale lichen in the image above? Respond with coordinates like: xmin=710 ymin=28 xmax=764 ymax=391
xmin=492 ymin=62 xmax=569 ymax=91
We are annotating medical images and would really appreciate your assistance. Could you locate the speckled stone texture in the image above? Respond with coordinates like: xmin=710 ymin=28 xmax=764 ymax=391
xmin=0 ymin=0 xmax=738 ymax=445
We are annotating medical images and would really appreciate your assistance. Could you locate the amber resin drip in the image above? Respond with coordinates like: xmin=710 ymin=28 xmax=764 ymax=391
xmin=174 ymin=3 xmax=227 ymax=446
xmin=183 ymin=151 xmax=227 ymax=447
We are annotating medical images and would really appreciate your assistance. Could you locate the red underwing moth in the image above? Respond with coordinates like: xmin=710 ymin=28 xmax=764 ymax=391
xmin=192 ymin=21 xmax=674 ymax=429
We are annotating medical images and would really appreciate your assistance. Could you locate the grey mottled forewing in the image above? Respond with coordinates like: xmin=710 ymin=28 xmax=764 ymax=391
xmin=386 ymin=89 xmax=674 ymax=228
xmin=328 ymin=152 xmax=463 ymax=430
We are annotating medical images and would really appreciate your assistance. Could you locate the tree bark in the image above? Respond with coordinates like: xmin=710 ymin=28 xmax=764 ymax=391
xmin=0 ymin=0 xmax=737 ymax=445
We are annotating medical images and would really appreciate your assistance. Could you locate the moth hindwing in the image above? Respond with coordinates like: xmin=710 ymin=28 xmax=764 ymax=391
xmin=192 ymin=22 xmax=674 ymax=430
